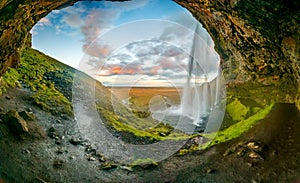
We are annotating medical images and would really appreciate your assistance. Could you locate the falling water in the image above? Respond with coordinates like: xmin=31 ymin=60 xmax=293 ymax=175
xmin=150 ymin=23 xmax=224 ymax=134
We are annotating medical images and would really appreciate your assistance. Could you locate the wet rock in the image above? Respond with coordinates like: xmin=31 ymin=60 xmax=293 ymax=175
xmin=87 ymin=156 xmax=96 ymax=161
xmin=47 ymin=127 xmax=59 ymax=139
xmin=85 ymin=144 xmax=97 ymax=153
xmin=247 ymin=141 xmax=263 ymax=152
xmin=69 ymin=137 xmax=82 ymax=145
xmin=224 ymin=141 xmax=265 ymax=159
xmin=18 ymin=111 xmax=35 ymax=121
xmin=119 ymin=165 xmax=133 ymax=172
xmin=3 ymin=110 xmax=29 ymax=135
xmin=248 ymin=152 xmax=263 ymax=160
xmin=236 ymin=148 xmax=247 ymax=157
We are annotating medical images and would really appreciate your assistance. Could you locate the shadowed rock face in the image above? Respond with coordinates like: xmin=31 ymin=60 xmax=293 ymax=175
xmin=0 ymin=0 xmax=299 ymax=85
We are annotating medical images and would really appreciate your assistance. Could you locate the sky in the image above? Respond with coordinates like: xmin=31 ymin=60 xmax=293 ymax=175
xmin=31 ymin=0 xmax=219 ymax=87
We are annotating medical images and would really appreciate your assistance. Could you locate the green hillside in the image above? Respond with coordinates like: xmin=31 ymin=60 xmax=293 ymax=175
xmin=0 ymin=48 xmax=178 ymax=141
xmin=0 ymin=48 xmax=276 ymax=150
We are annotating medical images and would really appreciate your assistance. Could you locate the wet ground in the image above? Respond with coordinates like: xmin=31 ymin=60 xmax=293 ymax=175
xmin=0 ymin=87 xmax=300 ymax=182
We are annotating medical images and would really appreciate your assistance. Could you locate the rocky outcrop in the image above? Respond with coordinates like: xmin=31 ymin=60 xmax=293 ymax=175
xmin=0 ymin=0 xmax=299 ymax=85
xmin=175 ymin=0 xmax=300 ymax=84
xmin=3 ymin=110 xmax=29 ymax=135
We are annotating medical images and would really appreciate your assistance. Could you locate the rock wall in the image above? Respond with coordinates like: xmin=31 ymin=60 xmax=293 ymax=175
xmin=0 ymin=0 xmax=299 ymax=85
xmin=175 ymin=0 xmax=299 ymax=84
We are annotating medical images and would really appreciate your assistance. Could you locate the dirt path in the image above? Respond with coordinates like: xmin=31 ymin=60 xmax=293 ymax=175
xmin=0 ymin=87 xmax=299 ymax=182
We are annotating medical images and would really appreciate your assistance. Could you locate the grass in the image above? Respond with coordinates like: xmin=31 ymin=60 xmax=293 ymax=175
xmin=200 ymin=102 xmax=274 ymax=149
xmin=178 ymin=102 xmax=274 ymax=155
xmin=131 ymin=158 xmax=158 ymax=167
xmin=0 ymin=47 xmax=288 ymax=154
xmin=0 ymin=48 xmax=73 ymax=116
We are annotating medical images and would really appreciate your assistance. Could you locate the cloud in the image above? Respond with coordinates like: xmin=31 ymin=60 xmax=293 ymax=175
xmin=79 ymin=0 xmax=149 ymax=68
xmin=62 ymin=12 xmax=83 ymax=28
xmin=96 ymin=39 xmax=190 ymax=80
xmin=30 ymin=17 xmax=51 ymax=35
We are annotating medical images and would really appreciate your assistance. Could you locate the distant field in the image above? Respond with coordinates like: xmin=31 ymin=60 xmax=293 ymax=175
xmin=109 ymin=87 xmax=183 ymax=111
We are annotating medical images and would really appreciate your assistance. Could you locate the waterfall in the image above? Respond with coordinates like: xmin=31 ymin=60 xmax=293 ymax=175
xmin=150 ymin=23 xmax=224 ymax=133
xmin=180 ymin=24 xmax=212 ymax=126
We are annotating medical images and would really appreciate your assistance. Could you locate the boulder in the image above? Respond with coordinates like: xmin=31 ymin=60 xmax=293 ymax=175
xmin=18 ymin=111 xmax=36 ymax=121
xmin=3 ymin=110 xmax=29 ymax=135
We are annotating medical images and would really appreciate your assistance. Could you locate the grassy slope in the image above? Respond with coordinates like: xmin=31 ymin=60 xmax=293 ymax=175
xmin=0 ymin=48 xmax=278 ymax=152
xmin=0 ymin=48 xmax=180 ymax=141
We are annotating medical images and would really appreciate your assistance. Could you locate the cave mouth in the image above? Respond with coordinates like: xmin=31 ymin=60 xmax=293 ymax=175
xmin=32 ymin=0 xmax=226 ymax=128
xmin=30 ymin=0 xmax=227 ymax=163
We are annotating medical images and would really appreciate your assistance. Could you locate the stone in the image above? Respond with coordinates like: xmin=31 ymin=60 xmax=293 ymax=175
xmin=87 ymin=156 xmax=96 ymax=161
xmin=85 ymin=144 xmax=97 ymax=153
xmin=69 ymin=137 xmax=81 ymax=145
xmin=18 ymin=111 xmax=35 ymax=121
xmin=3 ymin=110 xmax=29 ymax=135
xmin=247 ymin=142 xmax=259 ymax=149
xmin=120 ymin=165 xmax=133 ymax=172
xmin=248 ymin=152 xmax=263 ymax=160
xmin=48 ymin=127 xmax=60 ymax=139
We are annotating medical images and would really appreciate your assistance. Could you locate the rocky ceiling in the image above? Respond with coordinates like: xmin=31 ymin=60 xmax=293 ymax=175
xmin=0 ymin=0 xmax=299 ymax=85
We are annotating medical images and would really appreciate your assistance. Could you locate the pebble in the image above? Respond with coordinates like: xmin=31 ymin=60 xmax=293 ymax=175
xmin=206 ymin=168 xmax=216 ymax=174
xmin=120 ymin=165 xmax=133 ymax=172
xmin=248 ymin=152 xmax=263 ymax=159
xmin=69 ymin=137 xmax=81 ymax=145
xmin=22 ymin=149 xmax=30 ymax=154
xmin=87 ymin=156 xmax=96 ymax=161
xmin=48 ymin=127 xmax=59 ymax=139
xmin=85 ymin=144 xmax=97 ymax=153
xmin=159 ymin=132 xmax=167 ymax=137
xmin=247 ymin=142 xmax=260 ymax=150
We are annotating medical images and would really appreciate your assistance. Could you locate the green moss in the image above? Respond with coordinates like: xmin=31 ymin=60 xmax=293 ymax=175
xmin=0 ymin=68 xmax=21 ymax=95
xmin=226 ymin=98 xmax=250 ymax=121
xmin=131 ymin=158 xmax=158 ymax=167
xmin=178 ymin=145 xmax=199 ymax=156
xmin=0 ymin=48 xmax=73 ymax=116
xmin=201 ymin=102 xmax=274 ymax=149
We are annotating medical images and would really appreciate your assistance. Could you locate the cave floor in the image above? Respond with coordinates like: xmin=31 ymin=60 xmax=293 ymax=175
xmin=0 ymin=87 xmax=300 ymax=183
